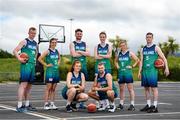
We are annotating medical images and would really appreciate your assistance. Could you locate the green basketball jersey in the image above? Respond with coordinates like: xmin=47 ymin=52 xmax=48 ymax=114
xmin=21 ymin=38 xmax=37 ymax=64
xmin=95 ymin=44 xmax=111 ymax=70
xmin=142 ymin=44 xmax=158 ymax=70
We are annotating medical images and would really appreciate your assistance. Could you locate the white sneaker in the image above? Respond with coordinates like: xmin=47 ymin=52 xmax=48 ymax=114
xmin=44 ymin=103 xmax=50 ymax=110
xmin=98 ymin=100 xmax=109 ymax=111
xmin=50 ymin=104 xmax=58 ymax=110
xmin=108 ymin=104 xmax=116 ymax=112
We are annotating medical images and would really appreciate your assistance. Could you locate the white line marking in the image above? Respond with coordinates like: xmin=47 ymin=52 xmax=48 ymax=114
xmin=0 ymin=104 xmax=62 ymax=120
xmin=65 ymin=112 xmax=180 ymax=119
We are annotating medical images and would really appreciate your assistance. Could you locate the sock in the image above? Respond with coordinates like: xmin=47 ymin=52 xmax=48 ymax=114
xmin=18 ymin=101 xmax=23 ymax=108
xmin=131 ymin=101 xmax=134 ymax=106
xmin=66 ymin=101 xmax=71 ymax=106
xmin=120 ymin=100 xmax=124 ymax=105
xmin=105 ymin=99 xmax=109 ymax=106
xmin=25 ymin=100 xmax=29 ymax=107
xmin=147 ymin=100 xmax=151 ymax=107
xmin=153 ymin=101 xmax=158 ymax=108
xmin=50 ymin=101 xmax=54 ymax=105
xmin=44 ymin=102 xmax=49 ymax=105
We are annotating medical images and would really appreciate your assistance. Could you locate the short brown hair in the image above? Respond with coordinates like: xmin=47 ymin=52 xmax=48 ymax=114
xmin=146 ymin=32 xmax=153 ymax=37
xmin=99 ymin=31 xmax=107 ymax=37
xmin=75 ymin=28 xmax=83 ymax=33
xmin=29 ymin=27 xmax=36 ymax=32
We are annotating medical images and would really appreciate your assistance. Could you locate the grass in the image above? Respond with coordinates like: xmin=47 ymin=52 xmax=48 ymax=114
xmin=0 ymin=56 xmax=179 ymax=83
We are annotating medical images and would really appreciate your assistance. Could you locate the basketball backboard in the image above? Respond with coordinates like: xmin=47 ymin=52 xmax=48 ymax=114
xmin=38 ymin=24 xmax=65 ymax=44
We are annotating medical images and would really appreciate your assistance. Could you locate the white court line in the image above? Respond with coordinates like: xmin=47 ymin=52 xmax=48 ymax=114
xmin=65 ymin=112 xmax=180 ymax=120
xmin=0 ymin=104 xmax=62 ymax=120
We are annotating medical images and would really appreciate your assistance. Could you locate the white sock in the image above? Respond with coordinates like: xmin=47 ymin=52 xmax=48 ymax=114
xmin=120 ymin=100 xmax=124 ymax=105
xmin=131 ymin=101 xmax=134 ymax=106
xmin=66 ymin=101 xmax=71 ymax=106
xmin=44 ymin=102 xmax=49 ymax=105
xmin=105 ymin=99 xmax=109 ymax=106
xmin=25 ymin=100 xmax=29 ymax=107
xmin=153 ymin=101 xmax=158 ymax=108
xmin=147 ymin=100 xmax=151 ymax=107
xmin=50 ymin=101 xmax=54 ymax=105
xmin=18 ymin=101 xmax=23 ymax=108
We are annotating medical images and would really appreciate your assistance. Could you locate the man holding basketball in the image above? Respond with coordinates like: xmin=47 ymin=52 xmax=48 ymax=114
xmin=69 ymin=28 xmax=90 ymax=109
xmin=138 ymin=32 xmax=169 ymax=113
xmin=13 ymin=27 xmax=38 ymax=112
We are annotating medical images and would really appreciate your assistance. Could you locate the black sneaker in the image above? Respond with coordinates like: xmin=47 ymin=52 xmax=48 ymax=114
xmin=128 ymin=104 xmax=135 ymax=111
xmin=66 ymin=104 xmax=72 ymax=112
xmin=26 ymin=104 xmax=37 ymax=111
xmin=71 ymin=102 xmax=78 ymax=111
xmin=147 ymin=106 xmax=158 ymax=113
xmin=140 ymin=104 xmax=150 ymax=112
xmin=117 ymin=104 xmax=124 ymax=110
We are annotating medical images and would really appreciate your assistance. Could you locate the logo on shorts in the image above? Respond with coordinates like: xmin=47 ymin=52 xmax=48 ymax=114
xmin=49 ymin=78 xmax=53 ymax=81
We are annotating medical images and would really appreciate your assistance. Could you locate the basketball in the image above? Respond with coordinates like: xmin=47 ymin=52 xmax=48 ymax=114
xmin=154 ymin=58 xmax=164 ymax=69
xmin=19 ymin=53 xmax=29 ymax=61
xmin=87 ymin=103 xmax=97 ymax=113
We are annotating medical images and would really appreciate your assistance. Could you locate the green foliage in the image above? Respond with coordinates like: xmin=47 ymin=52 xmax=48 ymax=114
xmin=108 ymin=36 xmax=127 ymax=59
xmin=158 ymin=56 xmax=180 ymax=81
xmin=159 ymin=36 xmax=179 ymax=58
xmin=0 ymin=49 xmax=14 ymax=58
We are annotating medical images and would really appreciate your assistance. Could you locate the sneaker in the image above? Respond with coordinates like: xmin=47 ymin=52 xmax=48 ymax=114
xmin=44 ymin=103 xmax=50 ymax=110
xmin=50 ymin=104 xmax=58 ymax=110
xmin=108 ymin=105 xmax=116 ymax=113
xmin=140 ymin=104 xmax=150 ymax=112
xmin=147 ymin=106 xmax=158 ymax=113
xmin=117 ymin=104 xmax=124 ymax=110
xmin=71 ymin=102 xmax=78 ymax=111
xmin=26 ymin=104 xmax=37 ymax=111
xmin=16 ymin=105 xmax=28 ymax=113
xmin=66 ymin=104 xmax=72 ymax=112
xmin=78 ymin=102 xmax=86 ymax=109
xmin=98 ymin=103 xmax=105 ymax=111
xmin=127 ymin=104 xmax=135 ymax=111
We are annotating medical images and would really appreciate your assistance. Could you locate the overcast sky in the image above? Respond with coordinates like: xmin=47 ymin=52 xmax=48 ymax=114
xmin=0 ymin=0 xmax=180 ymax=55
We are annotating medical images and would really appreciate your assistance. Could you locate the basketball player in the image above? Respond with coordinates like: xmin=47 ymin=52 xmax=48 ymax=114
xmin=138 ymin=32 xmax=169 ymax=113
xmin=115 ymin=40 xmax=139 ymax=111
xmin=13 ymin=27 xmax=38 ymax=112
xmin=38 ymin=38 xmax=60 ymax=110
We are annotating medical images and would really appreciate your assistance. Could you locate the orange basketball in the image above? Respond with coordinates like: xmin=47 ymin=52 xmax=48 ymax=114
xmin=154 ymin=58 xmax=164 ymax=69
xmin=20 ymin=53 xmax=29 ymax=61
xmin=87 ymin=103 xmax=96 ymax=113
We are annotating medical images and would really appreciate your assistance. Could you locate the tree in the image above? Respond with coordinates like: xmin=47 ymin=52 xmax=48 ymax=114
xmin=159 ymin=36 xmax=179 ymax=58
xmin=108 ymin=35 xmax=127 ymax=59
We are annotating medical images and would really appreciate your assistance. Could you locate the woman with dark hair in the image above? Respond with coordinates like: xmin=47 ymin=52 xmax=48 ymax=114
xmin=38 ymin=38 xmax=60 ymax=110
xmin=61 ymin=60 xmax=88 ymax=112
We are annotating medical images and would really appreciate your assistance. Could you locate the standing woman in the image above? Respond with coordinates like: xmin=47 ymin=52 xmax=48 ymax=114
xmin=95 ymin=32 xmax=112 ymax=75
xmin=38 ymin=38 xmax=60 ymax=110
xmin=115 ymin=40 xmax=139 ymax=111
xmin=62 ymin=60 xmax=88 ymax=112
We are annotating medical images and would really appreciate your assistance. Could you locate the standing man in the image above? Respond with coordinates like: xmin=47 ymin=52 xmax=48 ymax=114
xmin=138 ymin=32 xmax=169 ymax=113
xmin=13 ymin=27 xmax=38 ymax=112
xmin=69 ymin=28 xmax=90 ymax=109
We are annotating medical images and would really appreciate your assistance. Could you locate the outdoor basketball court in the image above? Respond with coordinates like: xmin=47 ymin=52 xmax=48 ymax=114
xmin=0 ymin=82 xmax=180 ymax=119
